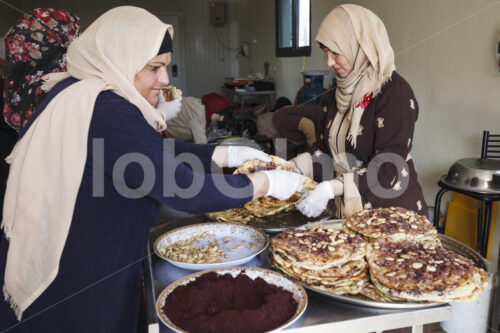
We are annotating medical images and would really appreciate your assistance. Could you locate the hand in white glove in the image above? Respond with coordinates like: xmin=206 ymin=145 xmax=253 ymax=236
xmin=296 ymin=180 xmax=336 ymax=218
xmin=227 ymin=146 xmax=271 ymax=168
xmin=157 ymin=92 xmax=182 ymax=121
xmin=287 ymin=159 xmax=302 ymax=174
xmin=261 ymin=170 xmax=305 ymax=200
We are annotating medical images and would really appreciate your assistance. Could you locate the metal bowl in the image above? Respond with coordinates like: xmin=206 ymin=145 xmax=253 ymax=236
xmin=441 ymin=158 xmax=500 ymax=194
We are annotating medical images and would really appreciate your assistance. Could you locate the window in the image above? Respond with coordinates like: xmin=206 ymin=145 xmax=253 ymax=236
xmin=275 ymin=0 xmax=311 ymax=57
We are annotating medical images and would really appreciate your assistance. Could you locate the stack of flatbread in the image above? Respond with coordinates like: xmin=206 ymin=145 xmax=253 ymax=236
xmin=270 ymin=227 xmax=368 ymax=295
xmin=270 ymin=206 xmax=489 ymax=303
xmin=343 ymin=207 xmax=489 ymax=303
xmin=206 ymin=155 xmax=316 ymax=224
xmin=342 ymin=206 xmax=438 ymax=244
xmin=365 ymin=237 xmax=488 ymax=302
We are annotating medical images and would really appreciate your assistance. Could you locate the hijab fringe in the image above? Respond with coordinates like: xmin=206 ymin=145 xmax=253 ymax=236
xmin=3 ymin=285 xmax=22 ymax=320
xmin=41 ymin=72 xmax=71 ymax=92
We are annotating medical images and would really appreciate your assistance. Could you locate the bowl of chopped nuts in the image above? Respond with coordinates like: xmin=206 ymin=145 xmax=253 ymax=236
xmin=154 ymin=222 xmax=269 ymax=270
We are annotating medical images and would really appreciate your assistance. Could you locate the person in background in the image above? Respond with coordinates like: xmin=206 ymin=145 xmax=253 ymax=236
xmin=290 ymin=4 xmax=427 ymax=219
xmin=3 ymin=8 xmax=80 ymax=132
xmin=0 ymin=8 xmax=80 ymax=235
xmin=0 ymin=37 xmax=18 ymax=227
xmin=202 ymin=92 xmax=267 ymax=130
xmin=257 ymin=102 xmax=325 ymax=149
xmin=0 ymin=7 xmax=304 ymax=331
xmin=164 ymin=94 xmax=208 ymax=144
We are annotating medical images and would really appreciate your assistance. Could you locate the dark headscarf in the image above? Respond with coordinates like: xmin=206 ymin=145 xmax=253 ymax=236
xmin=157 ymin=30 xmax=173 ymax=54
xmin=3 ymin=8 xmax=80 ymax=132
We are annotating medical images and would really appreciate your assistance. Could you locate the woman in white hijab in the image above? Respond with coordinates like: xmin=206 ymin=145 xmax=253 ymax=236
xmin=291 ymin=4 xmax=427 ymax=219
xmin=0 ymin=6 xmax=304 ymax=331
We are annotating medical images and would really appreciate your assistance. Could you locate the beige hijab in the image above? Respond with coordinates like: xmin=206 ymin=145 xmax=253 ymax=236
xmin=315 ymin=4 xmax=394 ymax=217
xmin=315 ymin=4 xmax=394 ymax=148
xmin=2 ymin=6 xmax=172 ymax=319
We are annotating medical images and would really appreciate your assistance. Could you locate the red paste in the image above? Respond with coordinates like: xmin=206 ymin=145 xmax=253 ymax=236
xmin=163 ymin=271 xmax=298 ymax=333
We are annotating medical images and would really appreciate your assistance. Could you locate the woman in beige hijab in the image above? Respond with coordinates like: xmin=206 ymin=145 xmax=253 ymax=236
xmin=0 ymin=6 xmax=304 ymax=331
xmin=291 ymin=4 xmax=427 ymax=219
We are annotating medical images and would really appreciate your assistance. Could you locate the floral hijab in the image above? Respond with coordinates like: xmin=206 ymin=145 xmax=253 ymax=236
xmin=3 ymin=8 xmax=80 ymax=132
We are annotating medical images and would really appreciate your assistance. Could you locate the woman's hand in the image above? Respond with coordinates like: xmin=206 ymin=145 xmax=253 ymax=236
xmin=212 ymin=146 xmax=271 ymax=168
xmin=248 ymin=170 xmax=305 ymax=200
xmin=157 ymin=91 xmax=182 ymax=120
xmin=296 ymin=179 xmax=343 ymax=217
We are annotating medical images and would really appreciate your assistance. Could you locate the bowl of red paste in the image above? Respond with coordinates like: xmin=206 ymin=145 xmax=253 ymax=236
xmin=156 ymin=267 xmax=308 ymax=333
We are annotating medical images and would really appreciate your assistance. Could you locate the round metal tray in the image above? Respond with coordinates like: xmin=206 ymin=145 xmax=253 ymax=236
xmin=153 ymin=222 xmax=268 ymax=270
xmin=156 ymin=267 xmax=308 ymax=332
xmin=283 ymin=220 xmax=489 ymax=309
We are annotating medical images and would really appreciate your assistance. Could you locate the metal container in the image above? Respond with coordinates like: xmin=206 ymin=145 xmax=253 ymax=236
xmin=441 ymin=158 xmax=500 ymax=194
xmin=217 ymin=136 xmax=263 ymax=151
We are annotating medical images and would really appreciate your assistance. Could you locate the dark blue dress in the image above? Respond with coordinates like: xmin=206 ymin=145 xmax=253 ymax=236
xmin=0 ymin=78 xmax=253 ymax=332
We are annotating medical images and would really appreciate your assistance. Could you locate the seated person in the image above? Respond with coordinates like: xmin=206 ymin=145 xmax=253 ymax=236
xmin=203 ymin=92 xmax=268 ymax=130
xmin=164 ymin=96 xmax=208 ymax=144
xmin=257 ymin=104 xmax=326 ymax=148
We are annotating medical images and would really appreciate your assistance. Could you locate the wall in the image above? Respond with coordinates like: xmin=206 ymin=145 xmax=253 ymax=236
xmin=0 ymin=0 xmax=244 ymax=98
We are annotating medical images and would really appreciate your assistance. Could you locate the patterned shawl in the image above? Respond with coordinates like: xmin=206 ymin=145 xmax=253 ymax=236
xmin=3 ymin=8 xmax=80 ymax=132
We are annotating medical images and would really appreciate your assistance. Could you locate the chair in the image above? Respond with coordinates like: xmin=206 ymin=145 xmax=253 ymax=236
xmin=433 ymin=131 xmax=500 ymax=258
xmin=481 ymin=130 xmax=500 ymax=159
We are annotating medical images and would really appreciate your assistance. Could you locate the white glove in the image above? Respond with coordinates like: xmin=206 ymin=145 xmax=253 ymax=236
xmin=157 ymin=92 xmax=182 ymax=121
xmin=261 ymin=170 xmax=305 ymax=200
xmin=286 ymin=159 xmax=302 ymax=174
xmin=296 ymin=180 xmax=335 ymax=218
xmin=227 ymin=146 xmax=271 ymax=168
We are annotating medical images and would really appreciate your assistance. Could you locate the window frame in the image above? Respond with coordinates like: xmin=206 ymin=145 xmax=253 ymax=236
xmin=275 ymin=0 xmax=311 ymax=57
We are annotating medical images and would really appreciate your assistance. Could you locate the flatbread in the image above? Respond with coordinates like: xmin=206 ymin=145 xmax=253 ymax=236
xmin=233 ymin=155 xmax=296 ymax=175
xmin=343 ymin=207 xmax=437 ymax=242
xmin=207 ymin=155 xmax=317 ymax=221
xmin=162 ymin=85 xmax=182 ymax=101
xmin=270 ymin=227 xmax=366 ymax=270
xmin=205 ymin=207 xmax=253 ymax=225
xmin=360 ymin=282 xmax=416 ymax=303
xmin=366 ymin=238 xmax=489 ymax=302
xmin=235 ymin=155 xmax=316 ymax=217
xmin=271 ymin=251 xmax=367 ymax=282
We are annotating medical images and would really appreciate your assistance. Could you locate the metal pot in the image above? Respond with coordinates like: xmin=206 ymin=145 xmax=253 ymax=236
xmin=441 ymin=158 xmax=500 ymax=194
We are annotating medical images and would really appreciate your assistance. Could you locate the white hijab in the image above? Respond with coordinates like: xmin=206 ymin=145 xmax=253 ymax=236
xmin=2 ymin=6 xmax=172 ymax=319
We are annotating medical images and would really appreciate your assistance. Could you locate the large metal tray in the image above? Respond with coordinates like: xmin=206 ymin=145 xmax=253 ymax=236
xmin=280 ymin=220 xmax=490 ymax=309
xmin=206 ymin=200 xmax=335 ymax=234
xmin=247 ymin=200 xmax=336 ymax=233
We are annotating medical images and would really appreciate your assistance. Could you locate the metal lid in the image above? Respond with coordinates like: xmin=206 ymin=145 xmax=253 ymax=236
xmin=442 ymin=158 xmax=500 ymax=194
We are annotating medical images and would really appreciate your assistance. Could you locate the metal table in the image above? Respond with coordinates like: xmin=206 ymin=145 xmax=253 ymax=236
xmin=223 ymin=87 xmax=276 ymax=135
xmin=144 ymin=215 xmax=451 ymax=333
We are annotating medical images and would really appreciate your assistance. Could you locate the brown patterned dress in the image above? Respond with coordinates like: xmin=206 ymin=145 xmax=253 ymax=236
xmin=290 ymin=71 xmax=428 ymax=217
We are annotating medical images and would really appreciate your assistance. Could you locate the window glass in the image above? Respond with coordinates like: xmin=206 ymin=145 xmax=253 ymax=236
xmin=279 ymin=0 xmax=293 ymax=48
xmin=276 ymin=0 xmax=310 ymax=57
xmin=298 ymin=0 xmax=310 ymax=47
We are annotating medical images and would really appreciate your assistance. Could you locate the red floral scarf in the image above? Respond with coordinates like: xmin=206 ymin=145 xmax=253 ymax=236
xmin=3 ymin=8 xmax=80 ymax=132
